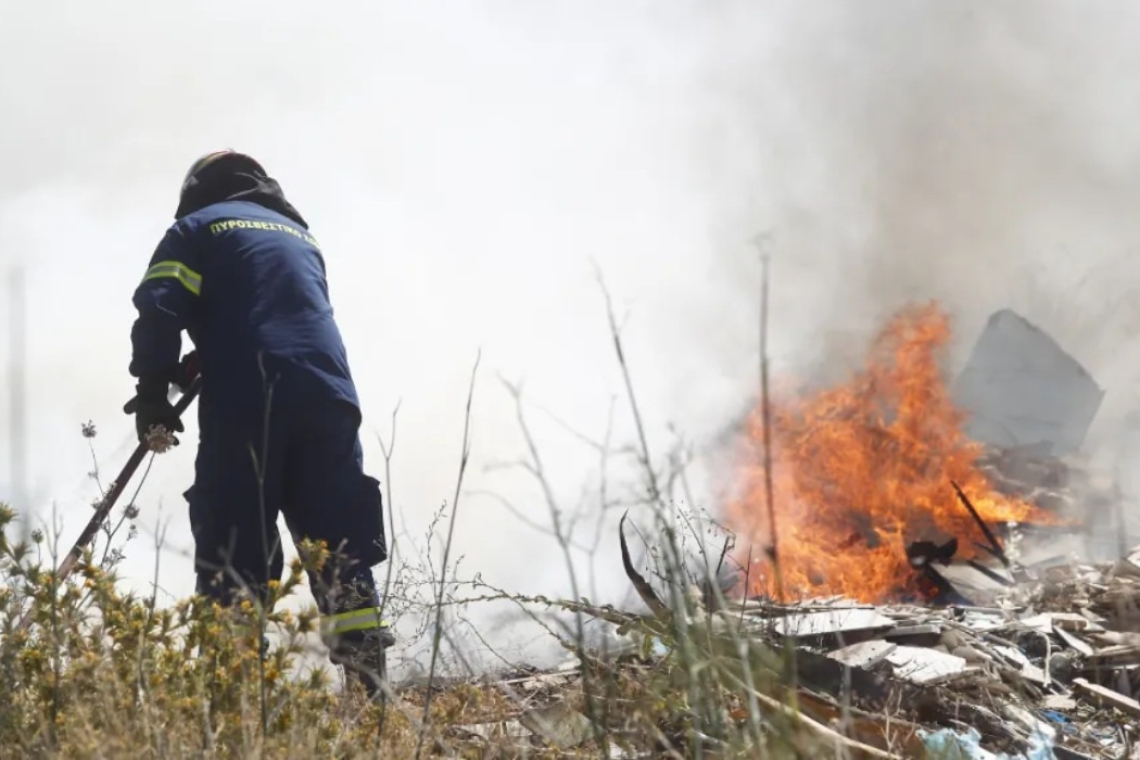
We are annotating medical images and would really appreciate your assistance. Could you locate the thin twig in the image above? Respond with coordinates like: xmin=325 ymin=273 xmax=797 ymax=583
xmin=758 ymin=249 xmax=781 ymax=592
xmin=465 ymin=488 xmax=589 ymax=545
xmin=756 ymin=245 xmax=799 ymax=700
xmin=99 ymin=452 xmax=156 ymax=569
xmin=252 ymin=352 xmax=281 ymax=744
xmin=374 ymin=399 xmax=401 ymax=742
xmin=414 ymin=351 xmax=480 ymax=760
xmin=498 ymin=376 xmax=609 ymax=751
xmin=135 ymin=514 xmax=170 ymax=746
xmin=594 ymin=265 xmax=662 ymax=510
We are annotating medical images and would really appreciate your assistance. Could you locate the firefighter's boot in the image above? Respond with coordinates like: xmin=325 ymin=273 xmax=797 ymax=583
xmin=326 ymin=623 xmax=396 ymax=700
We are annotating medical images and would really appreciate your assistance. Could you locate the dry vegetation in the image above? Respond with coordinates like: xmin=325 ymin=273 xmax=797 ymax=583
xmin=0 ymin=499 xmax=876 ymax=759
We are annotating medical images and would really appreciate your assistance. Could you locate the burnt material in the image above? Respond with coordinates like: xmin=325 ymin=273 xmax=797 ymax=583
xmin=951 ymin=479 xmax=1011 ymax=569
xmin=906 ymin=537 xmax=959 ymax=568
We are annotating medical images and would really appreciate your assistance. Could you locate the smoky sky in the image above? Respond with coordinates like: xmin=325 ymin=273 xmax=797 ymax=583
xmin=5 ymin=1 xmax=1140 ymax=669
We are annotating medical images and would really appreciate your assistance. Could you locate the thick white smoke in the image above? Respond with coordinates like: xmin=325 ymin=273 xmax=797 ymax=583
xmin=4 ymin=1 xmax=1140 ymax=672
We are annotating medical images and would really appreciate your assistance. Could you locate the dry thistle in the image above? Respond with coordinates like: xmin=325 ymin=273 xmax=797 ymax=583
xmin=144 ymin=425 xmax=177 ymax=453
xmin=81 ymin=420 xmax=97 ymax=439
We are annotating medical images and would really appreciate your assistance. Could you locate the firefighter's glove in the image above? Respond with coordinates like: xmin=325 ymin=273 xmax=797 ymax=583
xmin=123 ymin=377 xmax=184 ymax=448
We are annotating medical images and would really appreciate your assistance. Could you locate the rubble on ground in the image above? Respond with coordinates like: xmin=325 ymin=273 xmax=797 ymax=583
xmin=723 ymin=547 xmax=1140 ymax=759
xmin=432 ymin=499 xmax=1140 ymax=756
xmin=437 ymin=541 xmax=1140 ymax=759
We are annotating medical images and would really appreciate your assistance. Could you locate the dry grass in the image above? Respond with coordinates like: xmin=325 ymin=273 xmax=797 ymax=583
xmin=0 ymin=497 xmax=865 ymax=759
xmin=0 ymin=513 xmax=542 ymax=757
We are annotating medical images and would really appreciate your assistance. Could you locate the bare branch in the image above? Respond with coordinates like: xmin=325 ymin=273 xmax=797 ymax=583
xmin=415 ymin=350 xmax=481 ymax=759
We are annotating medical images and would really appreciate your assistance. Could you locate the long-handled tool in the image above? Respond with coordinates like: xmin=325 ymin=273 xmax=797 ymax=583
xmin=14 ymin=376 xmax=202 ymax=633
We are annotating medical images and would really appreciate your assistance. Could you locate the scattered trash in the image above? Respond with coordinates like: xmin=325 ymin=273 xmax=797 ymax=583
xmin=919 ymin=725 xmax=1056 ymax=759
xmin=518 ymin=701 xmax=596 ymax=748
xmin=706 ymin=536 xmax=1140 ymax=757
xmin=438 ymin=515 xmax=1140 ymax=756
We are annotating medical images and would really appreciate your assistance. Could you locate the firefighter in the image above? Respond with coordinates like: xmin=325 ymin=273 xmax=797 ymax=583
xmin=124 ymin=149 xmax=393 ymax=696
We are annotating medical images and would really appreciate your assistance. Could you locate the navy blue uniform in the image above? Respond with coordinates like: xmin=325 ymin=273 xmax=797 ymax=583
xmin=129 ymin=198 xmax=388 ymax=638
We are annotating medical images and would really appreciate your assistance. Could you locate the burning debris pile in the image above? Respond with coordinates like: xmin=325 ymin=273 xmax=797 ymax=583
xmin=703 ymin=301 xmax=1138 ymax=756
xmin=425 ymin=302 xmax=1136 ymax=758
xmin=721 ymin=302 xmax=1120 ymax=602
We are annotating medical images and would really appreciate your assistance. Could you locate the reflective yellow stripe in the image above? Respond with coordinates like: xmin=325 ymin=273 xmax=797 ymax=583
xmin=320 ymin=607 xmax=390 ymax=636
xmin=142 ymin=260 xmax=202 ymax=296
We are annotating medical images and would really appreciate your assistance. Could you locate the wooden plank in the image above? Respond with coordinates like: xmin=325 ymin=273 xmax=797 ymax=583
xmin=773 ymin=608 xmax=896 ymax=638
xmin=827 ymin=640 xmax=897 ymax=669
xmin=1073 ymin=678 xmax=1140 ymax=719
xmin=886 ymin=646 xmax=973 ymax=685
xmin=1054 ymin=626 xmax=1095 ymax=657
xmin=883 ymin=623 xmax=943 ymax=638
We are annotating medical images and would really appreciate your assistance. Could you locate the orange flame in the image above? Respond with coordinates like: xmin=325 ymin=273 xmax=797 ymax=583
xmin=724 ymin=301 xmax=1058 ymax=604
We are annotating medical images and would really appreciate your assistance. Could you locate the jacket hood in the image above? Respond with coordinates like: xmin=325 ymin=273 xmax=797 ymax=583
xmin=175 ymin=151 xmax=308 ymax=229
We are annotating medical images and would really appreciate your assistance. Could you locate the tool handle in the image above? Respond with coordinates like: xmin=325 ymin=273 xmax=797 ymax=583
xmin=14 ymin=376 xmax=202 ymax=633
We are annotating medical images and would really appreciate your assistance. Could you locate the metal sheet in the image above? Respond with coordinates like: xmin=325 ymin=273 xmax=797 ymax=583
xmin=952 ymin=309 xmax=1103 ymax=457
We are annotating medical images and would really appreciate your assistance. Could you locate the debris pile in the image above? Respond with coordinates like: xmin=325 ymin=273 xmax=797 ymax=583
xmin=727 ymin=545 xmax=1140 ymax=759
xmin=437 ymin=541 xmax=1140 ymax=758
xmin=696 ymin=308 xmax=1134 ymax=756
xmin=427 ymin=308 xmax=1137 ymax=757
